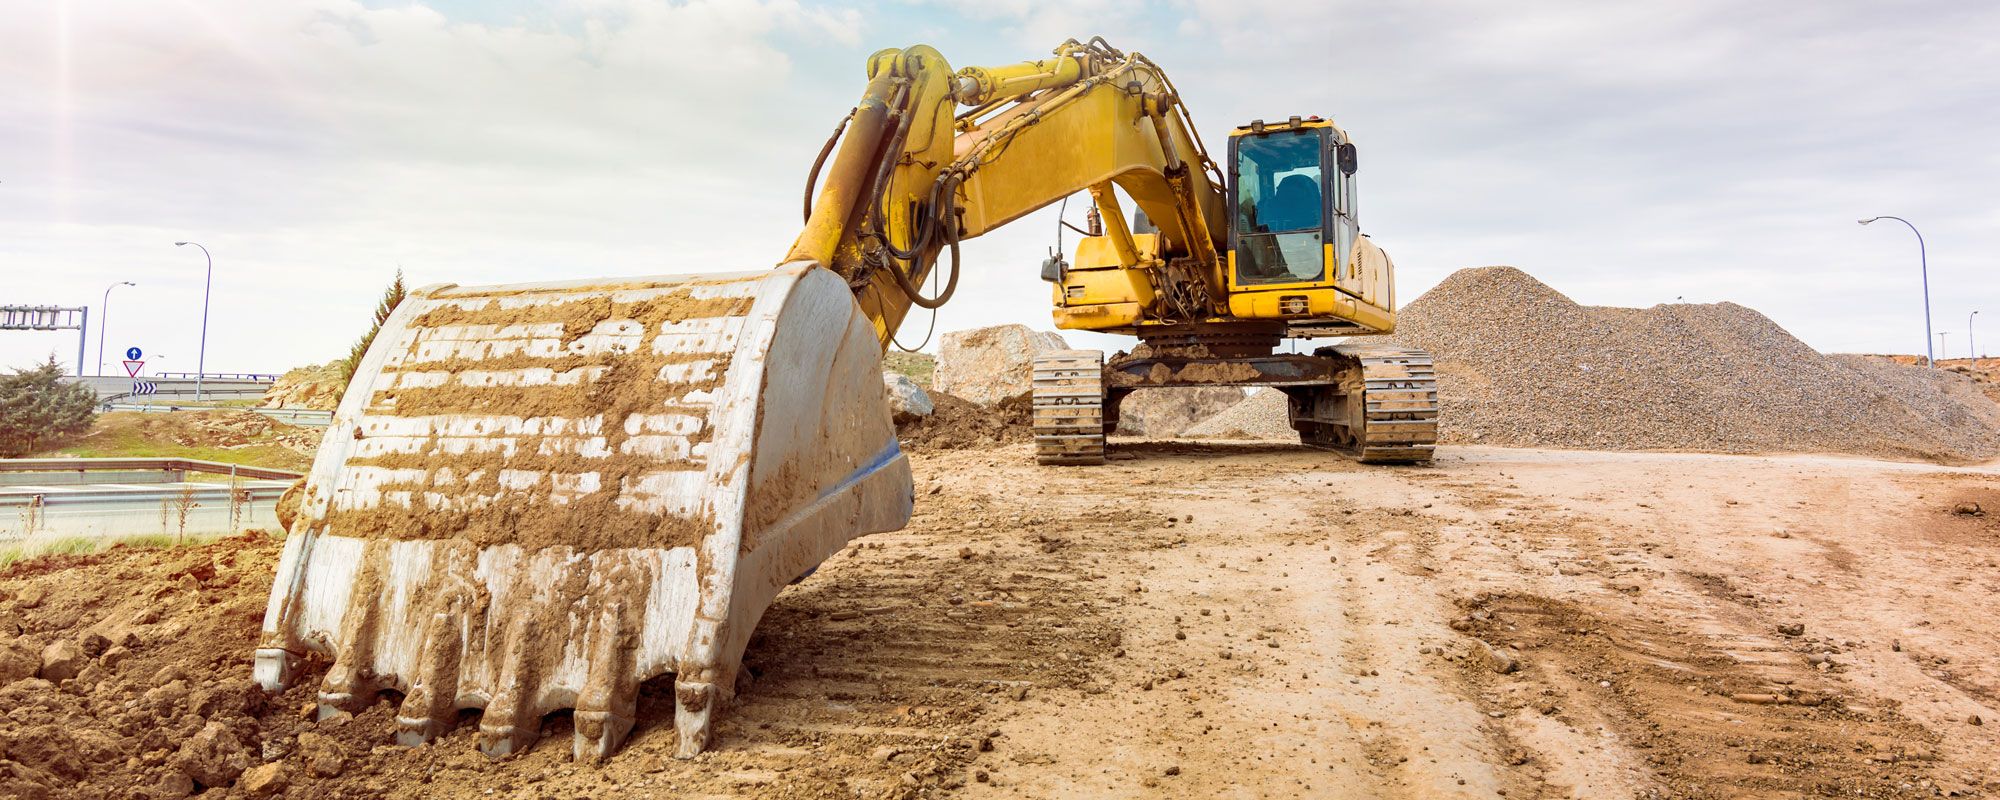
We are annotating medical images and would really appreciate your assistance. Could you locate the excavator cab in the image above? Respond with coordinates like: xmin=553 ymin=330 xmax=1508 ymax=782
xmin=1227 ymin=117 xmax=1354 ymax=289
xmin=1222 ymin=117 xmax=1391 ymax=325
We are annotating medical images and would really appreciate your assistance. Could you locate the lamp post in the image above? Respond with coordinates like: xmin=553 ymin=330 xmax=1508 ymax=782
xmin=1971 ymin=310 xmax=1981 ymax=369
xmin=174 ymin=241 xmax=213 ymax=400
xmin=97 ymin=282 xmax=136 ymax=378
xmin=1858 ymin=216 xmax=1933 ymax=366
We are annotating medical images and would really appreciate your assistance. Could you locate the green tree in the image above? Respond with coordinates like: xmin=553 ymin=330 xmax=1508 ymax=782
xmin=0 ymin=357 xmax=99 ymax=457
xmin=340 ymin=269 xmax=408 ymax=388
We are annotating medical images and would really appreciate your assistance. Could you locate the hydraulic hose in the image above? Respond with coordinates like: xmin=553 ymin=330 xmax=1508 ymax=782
xmin=803 ymin=109 xmax=856 ymax=224
xmin=882 ymin=173 xmax=962 ymax=309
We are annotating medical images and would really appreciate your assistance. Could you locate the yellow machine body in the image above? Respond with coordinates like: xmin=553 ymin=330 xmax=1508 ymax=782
xmin=1049 ymin=116 xmax=1398 ymax=338
xmin=257 ymin=38 xmax=1432 ymax=766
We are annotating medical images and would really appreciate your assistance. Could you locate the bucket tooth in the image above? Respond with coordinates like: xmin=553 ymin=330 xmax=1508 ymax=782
xmin=252 ymin=645 xmax=297 ymax=693
xmin=317 ymin=541 xmax=390 ymax=719
xmin=572 ymin=600 xmax=638 ymax=761
xmin=395 ymin=609 xmax=466 ymax=747
xmin=673 ymin=677 xmax=716 ymax=759
xmin=255 ymin=264 xmax=915 ymax=759
xmin=476 ymin=608 xmax=545 ymax=758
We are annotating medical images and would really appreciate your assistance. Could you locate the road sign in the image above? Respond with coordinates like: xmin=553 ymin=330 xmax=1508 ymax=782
xmin=131 ymin=380 xmax=158 ymax=396
xmin=123 ymin=360 xmax=145 ymax=377
xmin=126 ymin=346 xmax=142 ymax=360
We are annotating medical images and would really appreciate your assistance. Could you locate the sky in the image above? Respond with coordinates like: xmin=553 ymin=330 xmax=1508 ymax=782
xmin=4 ymin=0 xmax=1997 ymax=376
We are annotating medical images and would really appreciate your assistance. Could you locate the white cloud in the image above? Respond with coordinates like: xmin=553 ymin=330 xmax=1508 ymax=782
xmin=4 ymin=0 xmax=1998 ymax=376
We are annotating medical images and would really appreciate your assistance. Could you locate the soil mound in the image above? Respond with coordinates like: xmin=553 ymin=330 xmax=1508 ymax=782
xmin=896 ymin=391 xmax=1031 ymax=451
xmin=133 ymin=410 xmax=279 ymax=449
xmin=260 ymin=361 xmax=346 ymax=411
xmin=0 ymin=532 xmax=296 ymax=799
xmin=1171 ymin=267 xmax=2000 ymax=462
xmin=1857 ymin=355 xmax=2000 ymax=406
xmin=1381 ymin=266 xmax=2000 ymax=462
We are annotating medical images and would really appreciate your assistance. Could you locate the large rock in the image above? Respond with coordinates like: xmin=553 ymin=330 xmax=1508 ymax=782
xmin=37 ymin=639 xmax=86 ymax=683
xmin=1116 ymin=387 xmax=1250 ymax=437
xmin=296 ymin=731 xmax=346 ymax=778
xmin=172 ymin=721 xmax=251 ymax=788
xmin=883 ymin=372 xmax=935 ymax=424
xmin=934 ymin=325 xmax=1069 ymax=406
xmin=238 ymin=761 xmax=288 ymax=797
xmin=0 ymin=638 xmax=39 ymax=685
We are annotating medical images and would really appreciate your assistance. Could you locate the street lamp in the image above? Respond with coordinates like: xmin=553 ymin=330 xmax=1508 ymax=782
xmin=1858 ymin=216 xmax=1933 ymax=366
xmin=97 ymin=282 xmax=136 ymax=378
xmin=1971 ymin=310 xmax=1981 ymax=370
xmin=174 ymin=241 xmax=213 ymax=400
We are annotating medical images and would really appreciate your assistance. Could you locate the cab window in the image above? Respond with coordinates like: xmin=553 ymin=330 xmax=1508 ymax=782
xmin=1233 ymin=130 xmax=1325 ymax=285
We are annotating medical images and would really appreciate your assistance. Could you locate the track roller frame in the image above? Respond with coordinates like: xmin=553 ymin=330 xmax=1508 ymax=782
xmin=1031 ymin=349 xmax=1107 ymax=466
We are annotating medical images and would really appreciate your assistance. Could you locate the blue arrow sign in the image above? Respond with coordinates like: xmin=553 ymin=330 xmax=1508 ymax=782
xmin=125 ymin=346 xmax=142 ymax=360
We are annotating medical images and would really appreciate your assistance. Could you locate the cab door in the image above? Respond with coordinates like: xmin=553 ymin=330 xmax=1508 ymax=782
xmin=1330 ymin=138 xmax=1362 ymax=297
xmin=1229 ymin=128 xmax=1331 ymax=289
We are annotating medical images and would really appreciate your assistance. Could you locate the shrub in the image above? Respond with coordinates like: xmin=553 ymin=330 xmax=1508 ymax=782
xmin=0 ymin=357 xmax=98 ymax=457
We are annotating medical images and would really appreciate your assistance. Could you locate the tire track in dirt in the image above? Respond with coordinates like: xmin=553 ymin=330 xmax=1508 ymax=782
xmin=5 ymin=441 xmax=1996 ymax=798
xmin=1401 ymin=448 xmax=1998 ymax=798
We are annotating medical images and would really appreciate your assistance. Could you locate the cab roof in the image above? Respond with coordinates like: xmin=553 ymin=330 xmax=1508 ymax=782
xmin=1229 ymin=116 xmax=1348 ymax=143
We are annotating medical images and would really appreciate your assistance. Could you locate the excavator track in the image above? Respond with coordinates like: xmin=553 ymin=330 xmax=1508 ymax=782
xmin=1031 ymin=350 xmax=1107 ymax=466
xmin=1292 ymin=344 xmax=1438 ymax=464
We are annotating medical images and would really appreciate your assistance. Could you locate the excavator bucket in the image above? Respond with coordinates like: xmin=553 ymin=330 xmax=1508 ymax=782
xmin=253 ymin=263 xmax=912 ymax=760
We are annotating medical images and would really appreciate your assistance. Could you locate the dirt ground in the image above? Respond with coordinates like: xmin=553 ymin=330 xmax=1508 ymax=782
xmin=3 ymin=440 xmax=1997 ymax=798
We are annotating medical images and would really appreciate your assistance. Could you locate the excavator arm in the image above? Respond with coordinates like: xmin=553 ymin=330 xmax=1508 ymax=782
xmin=785 ymin=38 xmax=1230 ymax=346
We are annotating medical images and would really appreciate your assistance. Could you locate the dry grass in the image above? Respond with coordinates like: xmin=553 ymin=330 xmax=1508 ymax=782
xmin=33 ymin=410 xmax=313 ymax=471
xmin=0 ymin=532 xmax=205 ymax=569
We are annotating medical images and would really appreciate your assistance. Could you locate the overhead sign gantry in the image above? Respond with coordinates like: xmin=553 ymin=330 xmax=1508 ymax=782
xmin=0 ymin=305 xmax=89 ymax=375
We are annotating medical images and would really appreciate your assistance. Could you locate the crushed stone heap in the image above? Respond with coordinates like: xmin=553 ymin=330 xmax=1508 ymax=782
xmin=1376 ymin=266 xmax=2000 ymax=463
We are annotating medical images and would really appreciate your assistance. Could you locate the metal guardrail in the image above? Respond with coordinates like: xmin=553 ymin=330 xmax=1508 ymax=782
xmin=155 ymin=371 xmax=283 ymax=381
xmin=1 ymin=457 xmax=303 ymax=540
xmin=2 ymin=481 xmax=293 ymax=540
xmin=0 ymin=457 xmax=304 ymax=482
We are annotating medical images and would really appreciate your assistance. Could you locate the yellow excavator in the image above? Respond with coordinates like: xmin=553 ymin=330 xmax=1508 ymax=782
xmin=255 ymin=38 xmax=1436 ymax=762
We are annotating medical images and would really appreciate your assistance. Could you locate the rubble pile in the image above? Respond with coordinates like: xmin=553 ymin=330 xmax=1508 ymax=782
xmin=1178 ymin=267 xmax=2000 ymax=463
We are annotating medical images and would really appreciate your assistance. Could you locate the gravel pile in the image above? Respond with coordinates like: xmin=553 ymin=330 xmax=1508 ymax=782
xmin=1174 ymin=266 xmax=2000 ymax=463
xmin=1378 ymin=266 xmax=2000 ymax=463
xmin=1182 ymin=389 xmax=1293 ymax=440
xmin=1117 ymin=387 xmax=1249 ymax=437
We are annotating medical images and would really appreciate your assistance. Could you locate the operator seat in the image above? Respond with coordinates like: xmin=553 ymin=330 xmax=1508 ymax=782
xmin=1265 ymin=174 xmax=1322 ymax=232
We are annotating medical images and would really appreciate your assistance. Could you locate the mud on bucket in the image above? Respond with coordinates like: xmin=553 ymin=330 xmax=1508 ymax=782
xmin=253 ymin=263 xmax=913 ymax=759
